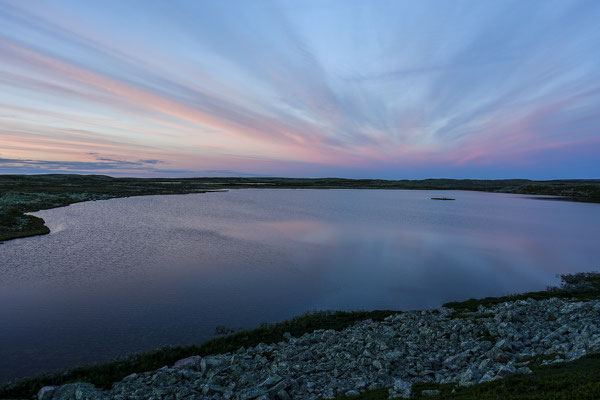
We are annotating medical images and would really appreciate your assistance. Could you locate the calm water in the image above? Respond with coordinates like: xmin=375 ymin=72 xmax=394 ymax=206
xmin=1 ymin=189 xmax=599 ymax=381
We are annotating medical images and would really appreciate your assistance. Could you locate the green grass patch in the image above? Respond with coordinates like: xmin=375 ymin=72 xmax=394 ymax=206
xmin=0 ymin=213 xmax=49 ymax=241
xmin=333 ymin=388 xmax=390 ymax=399
xmin=444 ymin=272 xmax=600 ymax=314
xmin=330 ymin=353 xmax=600 ymax=399
xmin=515 ymin=353 xmax=566 ymax=368
xmin=0 ymin=310 xmax=397 ymax=399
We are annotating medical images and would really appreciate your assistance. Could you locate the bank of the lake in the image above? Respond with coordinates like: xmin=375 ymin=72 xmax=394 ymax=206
xmin=2 ymin=188 xmax=599 ymax=385
xmin=2 ymin=174 xmax=599 ymax=242
xmin=2 ymin=273 xmax=600 ymax=399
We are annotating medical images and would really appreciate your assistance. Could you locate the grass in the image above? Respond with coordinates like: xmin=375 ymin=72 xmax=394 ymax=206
xmin=3 ymin=273 xmax=599 ymax=398
xmin=329 ymin=272 xmax=600 ymax=400
xmin=0 ymin=310 xmax=396 ymax=399
xmin=0 ymin=213 xmax=49 ymax=241
xmin=2 ymin=174 xmax=600 ymax=242
xmin=443 ymin=272 xmax=600 ymax=315
xmin=329 ymin=353 xmax=600 ymax=399
xmin=2 ymin=274 xmax=600 ymax=399
xmin=2 ymin=175 xmax=600 ymax=397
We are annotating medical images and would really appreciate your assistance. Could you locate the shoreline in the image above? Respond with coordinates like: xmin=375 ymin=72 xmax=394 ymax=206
xmin=2 ymin=272 xmax=600 ymax=399
xmin=2 ymin=175 xmax=599 ymax=242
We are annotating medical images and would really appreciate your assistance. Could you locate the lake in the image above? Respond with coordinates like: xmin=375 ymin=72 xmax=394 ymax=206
xmin=1 ymin=189 xmax=599 ymax=381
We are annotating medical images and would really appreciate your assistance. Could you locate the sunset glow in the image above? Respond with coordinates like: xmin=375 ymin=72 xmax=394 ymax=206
xmin=1 ymin=0 xmax=599 ymax=178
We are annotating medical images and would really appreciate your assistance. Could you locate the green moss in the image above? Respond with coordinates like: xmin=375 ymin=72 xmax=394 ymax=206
xmin=333 ymin=388 xmax=390 ymax=399
xmin=516 ymin=353 xmax=566 ymax=368
xmin=2 ymin=175 xmax=600 ymax=397
xmin=328 ymin=353 xmax=600 ymax=399
xmin=0 ymin=213 xmax=49 ymax=241
xmin=443 ymin=273 xmax=600 ymax=314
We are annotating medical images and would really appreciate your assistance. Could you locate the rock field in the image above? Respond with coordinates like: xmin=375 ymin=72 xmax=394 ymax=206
xmin=38 ymin=297 xmax=600 ymax=400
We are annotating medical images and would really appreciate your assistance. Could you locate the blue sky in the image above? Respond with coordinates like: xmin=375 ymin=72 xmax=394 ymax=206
xmin=0 ymin=0 xmax=599 ymax=178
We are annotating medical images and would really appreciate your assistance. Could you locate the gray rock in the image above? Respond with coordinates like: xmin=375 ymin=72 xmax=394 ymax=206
xmin=38 ymin=297 xmax=600 ymax=400
xmin=238 ymin=387 xmax=268 ymax=400
xmin=479 ymin=371 xmax=497 ymax=383
xmin=51 ymin=383 xmax=103 ymax=400
xmin=459 ymin=367 xmax=481 ymax=386
xmin=390 ymin=378 xmax=411 ymax=398
xmin=173 ymin=355 xmax=201 ymax=368
xmin=494 ymin=353 xmax=510 ymax=363
xmin=37 ymin=386 xmax=55 ymax=400
xmin=518 ymin=367 xmax=533 ymax=375
xmin=259 ymin=374 xmax=282 ymax=387
xmin=276 ymin=389 xmax=291 ymax=400
xmin=497 ymin=364 xmax=517 ymax=377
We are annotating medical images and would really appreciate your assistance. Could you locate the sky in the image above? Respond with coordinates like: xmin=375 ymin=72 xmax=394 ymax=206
xmin=0 ymin=0 xmax=599 ymax=179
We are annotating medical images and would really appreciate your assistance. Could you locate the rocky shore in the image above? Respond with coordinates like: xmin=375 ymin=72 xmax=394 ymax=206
xmin=37 ymin=296 xmax=600 ymax=400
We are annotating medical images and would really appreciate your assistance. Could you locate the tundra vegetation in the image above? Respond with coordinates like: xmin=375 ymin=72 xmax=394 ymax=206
xmin=1 ymin=273 xmax=600 ymax=399
xmin=1 ymin=174 xmax=599 ymax=242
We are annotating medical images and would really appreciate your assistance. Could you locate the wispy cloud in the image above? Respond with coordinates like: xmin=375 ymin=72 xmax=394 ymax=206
xmin=0 ymin=0 xmax=599 ymax=178
xmin=0 ymin=155 xmax=165 ymax=171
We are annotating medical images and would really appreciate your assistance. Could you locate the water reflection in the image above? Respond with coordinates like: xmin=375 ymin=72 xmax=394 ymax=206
xmin=0 ymin=189 xmax=598 ymax=381
xmin=258 ymin=220 xmax=338 ymax=244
